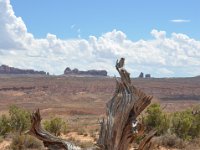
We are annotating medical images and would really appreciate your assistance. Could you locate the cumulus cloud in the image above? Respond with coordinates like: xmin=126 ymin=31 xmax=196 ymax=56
xmin=151 ymin=29 xmax=166 ymax=39
xmin=0 ymin=0 xmax=200 ymax=77
xmin=170 ymin=19 xmax=191 ymax=23
xmin=0 ymin=0 xmax=34 ymax=50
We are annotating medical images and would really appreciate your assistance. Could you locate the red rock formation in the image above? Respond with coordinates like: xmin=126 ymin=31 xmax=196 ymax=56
xmin=64 ymin=67 xmax=107 ymax=76
xmin=0 ymin=65 xmax=46 ymax=75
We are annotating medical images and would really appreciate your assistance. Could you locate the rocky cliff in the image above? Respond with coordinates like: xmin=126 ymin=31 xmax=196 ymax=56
xmin=64 ymin=67 xmax=107 ymax=76
xmin=0 ymin=65 xmax=46 ymax=75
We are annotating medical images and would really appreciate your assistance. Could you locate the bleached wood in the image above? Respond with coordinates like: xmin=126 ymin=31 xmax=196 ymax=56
xmin=97 ymin=58 xmax=153 ymax=150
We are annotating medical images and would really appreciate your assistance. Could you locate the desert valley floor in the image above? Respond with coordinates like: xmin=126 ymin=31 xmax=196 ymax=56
xmin=0 ymin=75 xmax=200 ymax=125
xmin=0 ymin=75 xmax=200 ymax=116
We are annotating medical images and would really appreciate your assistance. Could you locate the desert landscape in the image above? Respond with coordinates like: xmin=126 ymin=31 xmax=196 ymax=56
xmin=0 ymin=74 xmax=200 ymax=149
xmin=1 ymin=0 xmax=200 ymax=149
xmin=0 ymin=75 xmax=200 ymax=115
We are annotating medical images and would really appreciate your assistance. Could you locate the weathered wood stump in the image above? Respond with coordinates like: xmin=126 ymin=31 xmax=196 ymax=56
xmin=28 ymin=58 xmax=153 ymax=150
xmin=97 ymin=58 xmax=153 ymax=150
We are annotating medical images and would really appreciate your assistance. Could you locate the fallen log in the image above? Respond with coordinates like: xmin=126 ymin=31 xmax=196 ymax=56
xmin=28 ymin=109 xmax=81 ymax=150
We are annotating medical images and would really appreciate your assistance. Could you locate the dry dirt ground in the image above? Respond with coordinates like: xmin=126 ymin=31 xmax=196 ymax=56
xmin=0 ymin=75 xmax=200 ymax=149
xmin=0 ymin=75 xmax=199 ymax=115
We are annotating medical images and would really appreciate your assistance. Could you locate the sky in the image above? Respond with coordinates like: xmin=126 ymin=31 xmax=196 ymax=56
xmin=0 ymin=0 xmax=200 ymax=77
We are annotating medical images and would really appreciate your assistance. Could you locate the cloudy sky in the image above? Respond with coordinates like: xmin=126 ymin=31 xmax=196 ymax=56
xmin=0 ymin=0 xmax=200 ymax=77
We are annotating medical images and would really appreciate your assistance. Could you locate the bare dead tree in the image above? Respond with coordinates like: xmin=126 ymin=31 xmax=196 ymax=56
xmin=28 ymin=58 xmax=153 ymax=150
xmin=97 ymin=58 xmax=153 ymax=150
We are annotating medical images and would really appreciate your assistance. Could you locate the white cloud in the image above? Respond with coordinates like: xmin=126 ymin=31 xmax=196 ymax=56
xmin=0 ymin=0 xmax=34 ymax=50
xmin=170 ymin=19 xmax=191 ymax=23
xmin=151 ymin=29 xmax=166 ymax=39
xmin=0 ymin=0 xmax=200 ymax=77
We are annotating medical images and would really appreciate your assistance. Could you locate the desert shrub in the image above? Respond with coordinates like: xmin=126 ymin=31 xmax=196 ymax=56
xmin=160 ymin=133 xmax=186 ymax=148
xmin=171 ymin=110 xmax=194 ymax=140
xmin=10 ymin=133 xmax=43 ymax=150
xmin=171 ymin=107 xmax=200 ymax=140
xmin=9 ymin=105 xmax=31 ymax=134
xmin=0 ymin=114 xmax=11 ymax=136
xmin=43 ymin=117 xmax=67 ymax=136
xmin=144 ymin=103 xmax=170 ymax=135
xmin=23 ymin=134 xmax=43 ymax=149
xmin=0 ymin=106 xmax=31 ymax=137
xmin=189 ymin=107 xmax=200 ymax=138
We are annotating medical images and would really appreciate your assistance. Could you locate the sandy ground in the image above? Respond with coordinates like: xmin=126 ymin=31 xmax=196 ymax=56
xmin=0 ymin=140 xmax=11 ymax=150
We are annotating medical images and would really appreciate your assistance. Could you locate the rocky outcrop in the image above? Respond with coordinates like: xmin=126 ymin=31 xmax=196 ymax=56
xmin=0 ymin=65 xmax=46 ymax=75
xmin=138 ymin=72 xmax=151 ymax=78
xmin=145 ymin=74 xmax=151 ymax=78
xmin=64 ymin=67 xmax=107 ymax=76
xmin=139 ymin=72 xmax=144 ymax=78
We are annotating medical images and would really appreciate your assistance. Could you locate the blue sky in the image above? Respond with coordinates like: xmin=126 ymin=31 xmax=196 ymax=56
xmin=0 ymin=0 xmax=200 ymax=77
xmin=11 ymin=0 xmax=199 ymax=40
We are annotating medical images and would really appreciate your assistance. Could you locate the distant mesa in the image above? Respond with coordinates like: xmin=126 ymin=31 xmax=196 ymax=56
xmin=138 ymin=72 xmax=151 ymax=78
xmin=145 ymin=74 xmax=151 ymax=78
xmin=0 ymin=64 xmax=47 ymax=75
xmin=64 ymin=67 xmax=107 ymax=77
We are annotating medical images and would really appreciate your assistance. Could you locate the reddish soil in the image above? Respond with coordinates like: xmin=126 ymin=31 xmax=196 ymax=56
xmin=0 ymin=75 xmax=199 ymax=130
xmin=0 ymin=75 xmax=199 ymax=116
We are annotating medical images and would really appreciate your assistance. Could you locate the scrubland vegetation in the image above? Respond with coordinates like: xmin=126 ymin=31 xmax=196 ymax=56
xmin=142 ymin=103 xmax=200 ymax=149
xmin=0 ymin=104 xmax=200 ymax=149
xmin=0 ymin=105 xmax=95 ymax=149
xmin=0 ymin=105 xmax=43 ymax=149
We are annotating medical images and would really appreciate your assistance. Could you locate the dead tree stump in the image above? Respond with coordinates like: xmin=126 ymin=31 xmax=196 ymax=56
xmin=97 ymin=58 xmax=153 ymax=150
xmin=28 ymin=58 xmax=153 ymax=150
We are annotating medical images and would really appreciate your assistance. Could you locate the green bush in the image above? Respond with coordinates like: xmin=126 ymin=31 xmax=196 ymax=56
xmin=9 ymin=105 xmax=31 ymax=134
xmin=0 ymin=114 xmax=11 ymax=136
xmin=23 ymin=134 xmax=43 ymax=149
xmin=189 ymin=107 xmax=200 ymax=138
xmin=145 ymin=104 xmax=200 ymax=140
xmin=171 ymin=109 xmax=200 ymax=140
xmin=43 ymin=117 xmax=67 ymax=136
xmin=10 ymin=133 xmax=43 ymax=150
xmin=144 ymin=103 xmax=170 ymax=135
